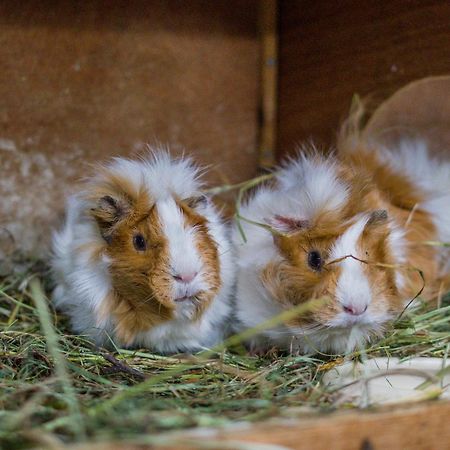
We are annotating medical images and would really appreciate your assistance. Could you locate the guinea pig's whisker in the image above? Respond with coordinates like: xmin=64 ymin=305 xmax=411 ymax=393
xmin=272 ymin=322 xmax=327 ymax=337
xmin=326 ymin=254 xmax=364 ymax=266
xmin=140 ymin=294 xmax=156 ymax=306
xmin=218 ymin=248 xmax=233 ymax=257
xmin=302 ymin=323 xmax=326 ymax=332
xmin=374 ymin=287 xmax=392 ymax=297
xmin=325 ymin=282 xmax=338 ymax=292
xmin=300 ymin=244 xmax=308 ymax=254
xmin=158 ymin=266 xmax=170 ymax=276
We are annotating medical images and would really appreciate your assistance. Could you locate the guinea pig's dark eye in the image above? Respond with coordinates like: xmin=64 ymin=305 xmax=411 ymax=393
xmin=133 ymin=234 xmax=147 ymax=251
xmin=307 ymin=250 xmax=323 ymax=271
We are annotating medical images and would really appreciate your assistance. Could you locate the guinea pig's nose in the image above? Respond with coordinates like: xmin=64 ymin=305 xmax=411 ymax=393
xmin=172 ymin=271 xmax=198 ymax=284
xmin=342 ymin=304 xmax=368 ymax=316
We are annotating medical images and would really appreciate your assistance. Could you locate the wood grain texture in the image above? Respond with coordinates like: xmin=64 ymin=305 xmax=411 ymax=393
xmin=277 ymin=0 xmax=450 ymax=157
xmin=258 ymin=0 xmax=278 ymax=169
xmin=0 ymin=0 xmax=260 ymax=260
xmin=66 ymin=401 xmax=450 ymax=450
xmin=216 ymin=401 xmax=450 ymax=450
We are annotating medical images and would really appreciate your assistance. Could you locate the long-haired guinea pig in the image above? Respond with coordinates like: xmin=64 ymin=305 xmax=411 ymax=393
xmin=233 ymin=139 xmax=450 ymax=354
xmin=51 ymin=152 xmax=234 ymax=353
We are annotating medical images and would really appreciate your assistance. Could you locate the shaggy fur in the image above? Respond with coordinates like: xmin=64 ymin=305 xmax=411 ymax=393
xmin=52 ymin=152 xmax=234 ymax=353
xmin=234 ymin=141 xmax=450 ymax=354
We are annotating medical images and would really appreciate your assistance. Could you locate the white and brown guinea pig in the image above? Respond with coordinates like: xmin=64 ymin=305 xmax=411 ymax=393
xmin=51 ymin=151 xmax=234 ymax=353
xmin=234 ymin=139 xmax=450 ymax=354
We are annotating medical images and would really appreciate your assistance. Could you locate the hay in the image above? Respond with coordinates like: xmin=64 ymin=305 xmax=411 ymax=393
xmin=0 ymin=176 xmax=449 ymax=449
xmin=1 ymin=260 xmax=449 ymax=449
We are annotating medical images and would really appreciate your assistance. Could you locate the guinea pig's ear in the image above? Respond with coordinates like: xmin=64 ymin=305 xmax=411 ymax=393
xmin=90 ymin=195 xmax=131 ymax=240
xmin=367 ymin=209 xmax=388 ymax=227
xmin=265 ymin=214 xmax=310 ymax=235
xmin=185 ymin=194 xmax=209 ymax=209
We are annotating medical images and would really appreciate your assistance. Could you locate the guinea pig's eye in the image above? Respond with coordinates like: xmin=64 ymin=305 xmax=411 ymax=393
xmin=133 ymin=233 xmax=147 ymax=252
xmin=307 ymin=250 xmax=323 ymax=272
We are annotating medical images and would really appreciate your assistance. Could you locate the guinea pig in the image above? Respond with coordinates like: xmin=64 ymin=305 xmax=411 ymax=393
xmin=51 ymin=151 xmax=235 ymax=353
xmin=233 ymin=139 xmax=450 ymax=354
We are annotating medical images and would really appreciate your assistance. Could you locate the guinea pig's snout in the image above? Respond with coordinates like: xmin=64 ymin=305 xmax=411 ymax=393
xmin=172 ymin=271 xmax=198 ymax=284
xmin=172 ymin=270 xmax=202 ymax=304
xmin=336 ymin=264 xmax=372 ymax=319
xmin=342 ymin=303 xmax=368 ymax=316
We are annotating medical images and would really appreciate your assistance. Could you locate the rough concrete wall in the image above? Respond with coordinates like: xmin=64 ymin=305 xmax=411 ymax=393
xmin=0 ymin=1 xmax=260 ymax=267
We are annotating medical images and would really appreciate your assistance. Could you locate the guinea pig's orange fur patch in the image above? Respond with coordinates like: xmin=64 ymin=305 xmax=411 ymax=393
xmin=263 ymin=143 xmax=440 ymax=329
xmin=104 ymin=199 xmax=175 ymax=345
xmin=261 ymin=230 xmax=343 ymax=327
xmin=179 ymin=202 xmax=221 ymax=319
xmin=345 ymin=146 xmax=440 ymax=299
xmin=261 ymin=260 xmax=341 ymax=327
xmin=359 ymin=224 xmax=403 ymax=316
xmin=85 ymin=173 xmax=222 ymax=346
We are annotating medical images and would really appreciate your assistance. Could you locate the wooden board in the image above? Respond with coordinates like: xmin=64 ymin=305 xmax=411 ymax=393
xmin=0 ymin=0 xmax=260 ymax=261
xmin=276 ymin=0 xmax=450 ymax=158
xmin=68 ymin=400 xmax=450 ymax=450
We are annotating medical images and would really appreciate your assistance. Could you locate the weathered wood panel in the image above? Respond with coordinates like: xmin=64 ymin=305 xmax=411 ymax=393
xmin=0 ymin=1 xmax=260 ymax=262
xmin=66 ymin=401 xmax=450 ymax=450
xmin=277 ymin=0 xmax=450 ymax=157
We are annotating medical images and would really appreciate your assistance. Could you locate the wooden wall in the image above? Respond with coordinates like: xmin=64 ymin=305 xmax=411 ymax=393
xmin=0 ymin=1 xmax=260 ymax=262
xmin=276 ymin=0 xmax=450 ymax=157
xmin=2 ymin=0 xmax=449 ymax=263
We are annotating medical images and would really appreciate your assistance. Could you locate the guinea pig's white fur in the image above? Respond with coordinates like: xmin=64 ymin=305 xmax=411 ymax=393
xmin=375 ymin=140 xmax=450 ymax=245
xmin=52 ymin=152 xmax=234 ymax=353
xmin=233 ymin=140 xmax=450 ymax=354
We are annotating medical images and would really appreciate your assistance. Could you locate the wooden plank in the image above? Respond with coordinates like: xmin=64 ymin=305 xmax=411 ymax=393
xmin=217 ymin=401 xmax=450 ymax=450
xmin=258 ymin=0 xmax=279 ymax=170
xmin=276 ymin=0 xmax=450 ymax=158
xmin=0 ymin=0 xmax=260 ymax=261
xmin=68 ymin=401 xmax=450 ymax=449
